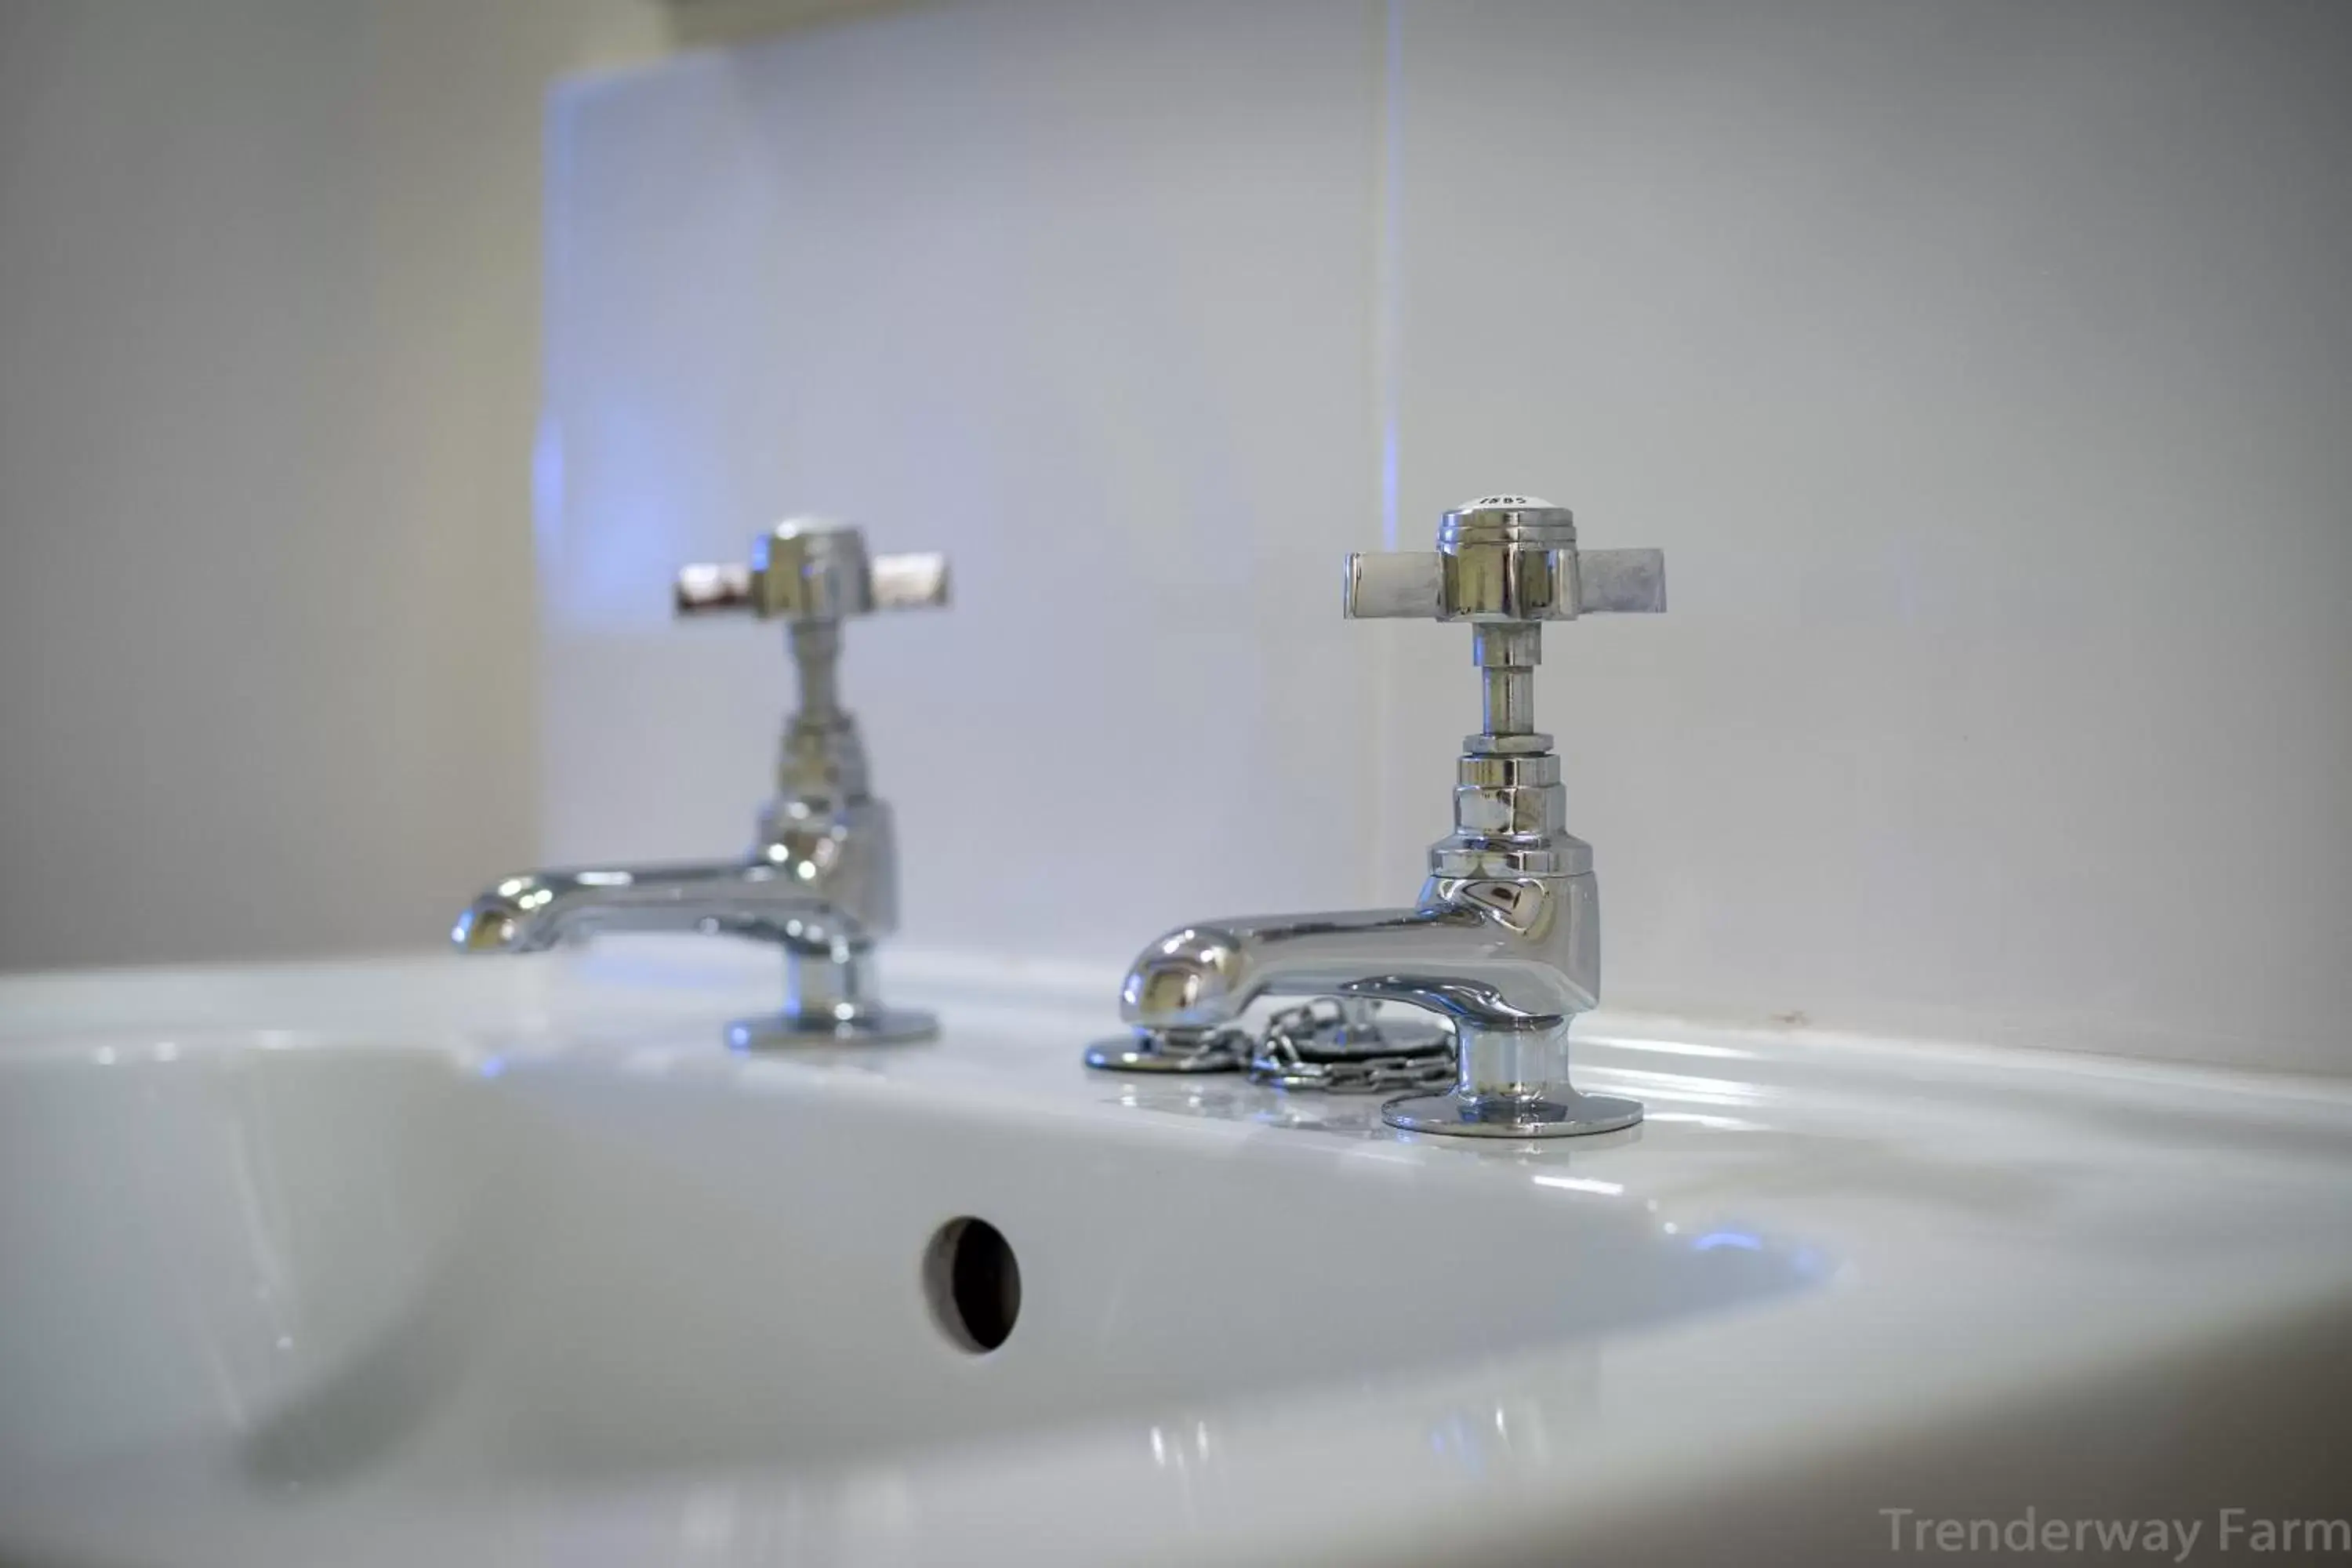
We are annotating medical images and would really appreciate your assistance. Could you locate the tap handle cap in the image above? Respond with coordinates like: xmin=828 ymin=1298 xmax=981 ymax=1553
xmin=1345 ymin=493 xmax=1665 ymax=622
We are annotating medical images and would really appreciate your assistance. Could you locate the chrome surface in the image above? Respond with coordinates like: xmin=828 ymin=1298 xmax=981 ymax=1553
xmin=1083 ymin=1025 xmax=1250 ymax=1074
xmin=454 ymin=517 xmax=946 ymax=1047
xmin=1574 ymin=547 xmax=1668 ymax=615
xmin=1381 ymin=1017 xmax=1645 ymax=1138
xmin=1102 ymin=493 xmax=1667 ymax=1138
xmin=1248 ymin=998 xmax=1454 ymax=1094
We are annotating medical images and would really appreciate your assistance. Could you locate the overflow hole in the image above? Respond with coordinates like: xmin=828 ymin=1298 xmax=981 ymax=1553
xmin=924 ymin=1216 xmax=1020 ymax=1352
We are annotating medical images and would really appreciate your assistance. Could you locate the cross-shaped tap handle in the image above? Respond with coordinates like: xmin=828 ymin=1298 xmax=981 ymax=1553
xmin=1344 ymin=495 xmax=1665 ymax=742
xmin=1343 ymin=495 xmax=1664 ymax=622
xmin=675 ymin=518 xmax=949 ymax=623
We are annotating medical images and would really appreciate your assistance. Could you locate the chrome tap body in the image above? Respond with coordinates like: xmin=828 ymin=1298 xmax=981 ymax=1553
xmin=1100 ymin=495 xmax=1666 ymax=1138
xmin=452 ymin=520 xmax=947 ymax=1047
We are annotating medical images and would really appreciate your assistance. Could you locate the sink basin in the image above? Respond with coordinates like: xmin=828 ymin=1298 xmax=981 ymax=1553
xmin=0 ymin=1023 xmax=1802 ymax=1490
xmin=3 ymin=945 xmax=2349 ymax=1565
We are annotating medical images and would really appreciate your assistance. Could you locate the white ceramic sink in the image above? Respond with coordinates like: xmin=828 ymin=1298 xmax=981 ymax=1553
xmin=3 ymin=945 xmax=2349 ymax=1566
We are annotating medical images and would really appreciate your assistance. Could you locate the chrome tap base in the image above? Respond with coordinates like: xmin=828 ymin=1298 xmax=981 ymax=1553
xmin=730 ymin=1007 xmax=939 ymax=1050
xmin=1085 ymin=1025 xmax=1249 ymax=1074
xmin=1381 ymin=1015 xmax=1639 ymax=1137
xmin=1381 ymin=1087 xmax=1642 ymax=1138
xmin=729 ymin=947 xmax=935 ymax=1048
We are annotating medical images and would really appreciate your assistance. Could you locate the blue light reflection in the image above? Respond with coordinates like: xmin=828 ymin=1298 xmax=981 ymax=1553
xmin=1691 ymin=1230 xmax=1764 ymax=1253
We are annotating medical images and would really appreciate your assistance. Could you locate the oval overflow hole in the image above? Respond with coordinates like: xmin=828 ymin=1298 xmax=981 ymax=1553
xmin=924 ymin=1216 xmax=1020 ymax=1352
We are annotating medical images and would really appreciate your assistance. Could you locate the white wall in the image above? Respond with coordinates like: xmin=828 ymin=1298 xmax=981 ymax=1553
xmin=543 ymin=0 xmax=2352 ymax=1073
xmin=1383 ymin=0 xmax=2352 ymax=1069
xmin=539 ymin=2 xmax=1387 ymax=955
xmin=0 ymin=0 xmax=668 ymax=967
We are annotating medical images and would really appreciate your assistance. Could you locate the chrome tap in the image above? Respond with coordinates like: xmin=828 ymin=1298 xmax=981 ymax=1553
xmin=1089 ymin=495 xmax=1667 ymax=1138
xmin=452 ymin=519 xmax=948 ymax=1048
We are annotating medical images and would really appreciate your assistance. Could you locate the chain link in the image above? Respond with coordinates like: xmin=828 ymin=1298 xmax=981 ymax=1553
xmin=1249 ymin=999 xmax=1457 ymax=1094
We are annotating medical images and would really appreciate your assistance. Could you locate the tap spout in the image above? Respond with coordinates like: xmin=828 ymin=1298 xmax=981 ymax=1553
xmin=1119 ymin=873 xmax=1599 ymax=1034
xmin=451 ymin=861 xmax=863 ymax=955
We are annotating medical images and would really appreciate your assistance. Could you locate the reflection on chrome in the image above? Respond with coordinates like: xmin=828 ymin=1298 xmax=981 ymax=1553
xmin=1094 ymin=497 xmax=1669 ymax=1138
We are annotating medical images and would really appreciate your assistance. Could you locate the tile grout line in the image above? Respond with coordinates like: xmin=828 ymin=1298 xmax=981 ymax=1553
xmin=1363 ymin=0 xmax=1406 ymax=902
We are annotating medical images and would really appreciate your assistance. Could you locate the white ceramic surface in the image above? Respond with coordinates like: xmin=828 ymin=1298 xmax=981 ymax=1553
xmin=4 ymin=947 xmax=2348 ymax=1565
xmin=539 ymin=0 xmax=2352 ymax=1073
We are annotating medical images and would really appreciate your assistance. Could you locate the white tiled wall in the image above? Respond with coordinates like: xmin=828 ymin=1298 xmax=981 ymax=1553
xmin=0 ymin=0 xmax=665 ymax=971
xmin=543 ymin=0 xmax=2352 ymax=1072
xmin=543 ymin=2 xmax=1389 ymax=963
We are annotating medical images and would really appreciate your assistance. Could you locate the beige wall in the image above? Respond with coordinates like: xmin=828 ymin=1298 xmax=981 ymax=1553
xmin=0 ymin=0 xmax=678 ymax=967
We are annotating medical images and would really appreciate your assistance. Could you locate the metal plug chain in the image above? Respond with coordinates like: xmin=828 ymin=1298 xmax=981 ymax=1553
xmin=1250 ymin=998 xmax=1457 ymax=1094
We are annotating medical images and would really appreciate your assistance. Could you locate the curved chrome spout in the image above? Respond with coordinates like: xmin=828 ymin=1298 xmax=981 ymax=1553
xmin=1120 ymin=873 xmax=1599 ymax=1035
xmin=1119 ymin=906 xmax=1443 ymax=1029
xmin=450 ymin=851 xmax=923 ymax=1047
xmin=450 ymin=779 xmax=922 ymax=1048
xmin=451 ymin=861 xmax=866 ymax=955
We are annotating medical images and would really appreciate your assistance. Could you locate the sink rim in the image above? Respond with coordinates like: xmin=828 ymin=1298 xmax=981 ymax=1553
xmin=3 ymin=944 xmax=2350 ymax=1567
